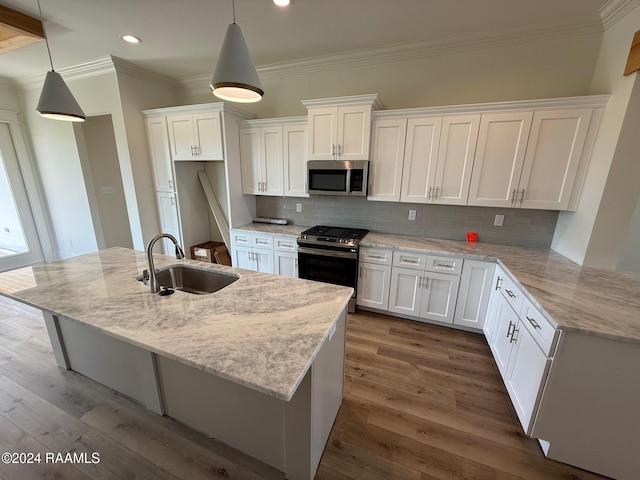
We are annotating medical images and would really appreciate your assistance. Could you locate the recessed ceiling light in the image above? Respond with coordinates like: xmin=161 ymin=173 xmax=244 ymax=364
xmin=273 ymin=0 xmax=291 ymax=6
xmin=121 ymin=34 xmax=142 ymax=44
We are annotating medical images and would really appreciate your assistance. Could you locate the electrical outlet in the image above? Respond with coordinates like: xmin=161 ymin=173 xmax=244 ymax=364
xmin=296 ymin=203 xmax=302 ymax=213
xmin=101 ymin=186 xmax=115 ymax=194
xmin=408 ymin=209 xmax=416 ymax=221
xmin=494 ymin=214 xmax=504 ymax=226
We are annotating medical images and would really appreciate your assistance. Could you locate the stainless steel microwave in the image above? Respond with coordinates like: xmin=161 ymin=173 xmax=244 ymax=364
xmin=307 ymin=160 xmax=369 ymax=196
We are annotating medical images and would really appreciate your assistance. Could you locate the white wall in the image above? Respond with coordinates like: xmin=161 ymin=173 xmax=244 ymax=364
xmin=179 ymin=31 xmax=602 ymax=117
xmin=76 ymin=115 xmax=133 ymax=249
xmin=618 ymin=195 xmax=640 ymax=274
xmin=552 ymin=5 xmax=640 ymax=267
xmin=113 ymin=70 xmax=178 ymax=249
xmin=18 ymin=61 xmax=177 ymax=258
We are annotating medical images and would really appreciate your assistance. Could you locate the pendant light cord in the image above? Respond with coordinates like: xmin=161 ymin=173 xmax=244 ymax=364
xmin=232 ymin=0 xmax=236 ymax=24
xmin=36 ymin=0 xmax=55 ymax=71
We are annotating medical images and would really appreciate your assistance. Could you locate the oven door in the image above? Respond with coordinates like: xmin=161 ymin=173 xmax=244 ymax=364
xmin=297 ymin=245 xmax=358 ymax=311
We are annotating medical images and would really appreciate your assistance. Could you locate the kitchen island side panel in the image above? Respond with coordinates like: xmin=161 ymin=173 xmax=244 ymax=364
xmin=532 ymin=331 xmax=640 ymax=480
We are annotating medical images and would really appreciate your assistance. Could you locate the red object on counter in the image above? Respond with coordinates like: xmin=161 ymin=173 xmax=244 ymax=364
xmin=467 ymin=231 xmax=478 ymax=242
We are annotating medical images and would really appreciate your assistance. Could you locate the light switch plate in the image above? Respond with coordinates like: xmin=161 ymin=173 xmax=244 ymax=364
xmin=296 ymin=203 xmax=302 ymax=213
xmin=494 ymin=214 xmax=504 ymax=226
xmin=408 ymin=209 xmax=416 ymax=221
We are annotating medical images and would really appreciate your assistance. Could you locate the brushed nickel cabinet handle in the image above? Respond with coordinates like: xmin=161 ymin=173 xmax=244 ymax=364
xmin=519 ymin=189 xmax=525 ymax=205
xmin=511 ymin=189 xmax=517 ymax=206
xmin=507 ymin=321 xmax=515 ymax=338
xmin=505 ymin=289 xmax=516 ymax=299
xmin=526 ymin=316 xmax=541 ymax=330
xmin=495 ymin=276 xmax=503 ymax=291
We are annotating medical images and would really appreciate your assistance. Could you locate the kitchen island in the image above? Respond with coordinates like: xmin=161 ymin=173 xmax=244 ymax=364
xmin=0 ymin=247 xmax=353 ymax=480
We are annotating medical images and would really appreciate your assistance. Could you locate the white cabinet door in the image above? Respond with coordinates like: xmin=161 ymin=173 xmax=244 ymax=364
xmin=233 ymin=245 xmax=254 ymax=270
xmin=368 ymin=118 xmax=407 ymax=202
xmin=454 ymin=260 xmax=495 ymax=330
xmin=505 ymin=321 xmax=550 ymax=433
xmin=483 ymin=266 xmax=506 ymax=339
xmin=357 ymin=263 xmax=392 ymax=310
xmin=307 ymin=106 xmax=336 ymax=160
xmin=337 ymin=105 xmax=372 ymax=161
xmin=307 ymin=104 xmax=372 ymax=161
xmin=261 ymin=126 xmax=284 ymax=196
xmin=145 ymin=117 xmax=175 ymax=192
xmin=467 ymin=111 xmax=533 ymax=207
xmin=239 ymin=127 xmax=261 ymax=194
xmin=239 ymin=126 xmax=284 ymax=196
xmin=400 ymin=117 xmax=442 ymax=204
xmin=167 ymin=112 xmax=224 ymax=161
xmin=283 ymin=124 xmax=308 ymax=197
xmin=192 ymin=111 xmax=224 ymax=160
xmin=254 ymin=249 xmax=274 ymax=274
xmin=156 ymin=192 xmax=182 ymax=255
xmin=432 ymin=114 xmax=480 ymax=205
xmin=419 ymin=272 xmax=460 ymax=324
xmin=490 ymin=294 xmax=519 ymax=379
xmin=517 ymin=108 xmax=592 ymax=210
xmin=167 ymin=114 xmax=196 ymax=161
xmin=388 ymin=266 xmax=423 ymax=316
xmin=275 ymin=251 xmax=298 ymax=278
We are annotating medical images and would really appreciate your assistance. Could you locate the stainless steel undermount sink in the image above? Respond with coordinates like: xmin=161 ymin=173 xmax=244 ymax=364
xmin=138 ymin=264 xmax=239 ymax=295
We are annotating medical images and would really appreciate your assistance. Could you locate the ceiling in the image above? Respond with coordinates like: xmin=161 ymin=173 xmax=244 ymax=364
xmin=0 ymin=0 xmax=610 ymax=84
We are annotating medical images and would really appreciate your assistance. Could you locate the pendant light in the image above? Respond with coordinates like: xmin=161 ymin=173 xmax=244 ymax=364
xmin=35 ymin=0 xmax=85 ymax=122
xmin=210 ymin=0 xmax=263 ymax=103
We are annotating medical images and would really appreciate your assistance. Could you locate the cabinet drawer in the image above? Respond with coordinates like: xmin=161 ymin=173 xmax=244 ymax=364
xmin=231 ymin=231 xmax=252 ymax=247
xmin=501 ymin=275 xmax=524 ymax=314
xmin=252 ymin=234 xmax=274 ymax=249
xmin=425 ymin=255 xmax=463 ymax=275
xmin=360 ymin=247 xmax=393 ymax=265
xmin=393 ymin=251 xmax=428 ymax=269
xmin=273 ymin=235 xmax=297 ymax=252
xmin=520 ymin=298 xmax=559 ymax=356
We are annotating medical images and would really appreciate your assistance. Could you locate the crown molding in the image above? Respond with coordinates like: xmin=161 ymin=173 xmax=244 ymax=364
xmin=372 ymin=94 xmax=610 ymax=119
xmin=600 ymin=0 xmax=640 ymax=30
xmin=110 ymin=56 xmax=176 ymax=89
xmin=16 ymin=55 xmax=176 ymax=90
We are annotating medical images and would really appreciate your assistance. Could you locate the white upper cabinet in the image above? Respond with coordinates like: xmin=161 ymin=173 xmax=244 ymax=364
xmin=432 ymin=114 xmax=480 ymax=205
xmin=283 ymin=123 xmax=308 ymax=197
xmin=400 ymin=117 xmax=442 ymax=203
xmin=303 ymin=94 xmax=381 ymax=161
xmin=167 ymin=111 xmax=224 ymax=161
xmin=239 ymin=118 xmax=307 ymax=197
xmin=368 ymin=118 xmax=407 ymax=201
xmin=517 ymin=108 xmax=593 ymax=210
xmin=468 ymin=107 xmax=594 ymax=210
xmin=239 ymin=125 xmax=284 ymax=196
xmin=467 ymin=111 xmax=534 ymax=207
xmin=307 ymin=105 xmax=371 ymax=160
xmin=145 ymin=117 xmax=175 ymax=192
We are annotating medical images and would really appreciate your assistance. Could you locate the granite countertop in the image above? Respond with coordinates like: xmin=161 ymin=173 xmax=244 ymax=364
xmin=362 ymin=232 xmax=640 ymax=344
xmin=234 ymin=223 xmax=305 ymax=237
xmin=0 ymin=247 xmax=352 ymax=401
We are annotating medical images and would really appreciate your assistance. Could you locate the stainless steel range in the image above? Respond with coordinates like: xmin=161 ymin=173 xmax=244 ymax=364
xmin=297 ymin=225 xmax=369 ymax=313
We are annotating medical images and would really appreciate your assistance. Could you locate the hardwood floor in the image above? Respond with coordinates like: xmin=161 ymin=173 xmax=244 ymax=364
xmin=0 ymin=296 xmax=607 ymax=479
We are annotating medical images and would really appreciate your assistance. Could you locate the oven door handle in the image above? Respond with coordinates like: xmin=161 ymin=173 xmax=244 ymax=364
xmin=297 ymin=246 xmax=357 ymax=259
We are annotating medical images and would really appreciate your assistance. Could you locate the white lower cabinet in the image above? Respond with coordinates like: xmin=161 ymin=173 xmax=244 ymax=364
xmin=274 ymin=235 xmax=298 ymax=278
xmin=487 ymin=274 xmax=556 ymax=434
xmin=230 ymin=230 xmax=275 ymax=274
xmin=388 ymin=252 xmax=461 ymax=324
xmin=453 ymin=260 xmax=495 ymax=329
xmin=357 ymin=247 xmax=393 ymax=310
xmin=231 ymin=230 xmax=300 ymax=276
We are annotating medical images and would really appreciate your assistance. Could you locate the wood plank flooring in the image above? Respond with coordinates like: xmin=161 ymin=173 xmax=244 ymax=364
xmin=0 ymin=295 xmax=608 ymax=479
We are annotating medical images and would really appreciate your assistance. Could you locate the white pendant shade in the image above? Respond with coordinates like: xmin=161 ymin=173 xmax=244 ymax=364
xmin=36 ymin=70 xmax=86 ymax=122
xmin=210 ymin=23 xmax=263 ymax=103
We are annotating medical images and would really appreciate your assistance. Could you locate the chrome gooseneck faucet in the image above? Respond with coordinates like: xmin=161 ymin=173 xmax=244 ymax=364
xmin=146 ymin=233 xmax=185 ymax=293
